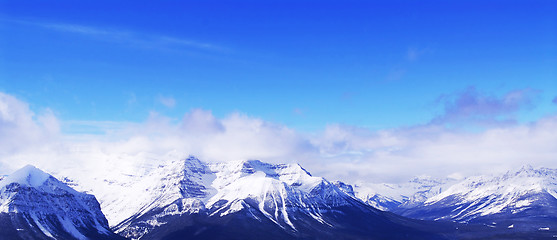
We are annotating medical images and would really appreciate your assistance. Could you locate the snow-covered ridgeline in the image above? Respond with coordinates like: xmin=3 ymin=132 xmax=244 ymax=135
xmin=347 ymin=165 xmax=557 ymax=223
xmin=50 ymin=155 xmax=357 ymax=236
xmin=422 ymin=165 xmax=557 ymax=220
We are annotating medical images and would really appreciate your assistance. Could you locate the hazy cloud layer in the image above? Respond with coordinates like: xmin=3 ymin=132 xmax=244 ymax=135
xmin=312 ymin=119 xmax=557 ymax=182
xmin=0 ymin=91 xmax=555 ymax=184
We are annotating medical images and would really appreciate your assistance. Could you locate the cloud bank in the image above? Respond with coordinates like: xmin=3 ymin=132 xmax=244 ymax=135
xmin=0 ymin=91 xmax=555 ymax=184
xmin=0 ymin=93 xmax=59 ymax=155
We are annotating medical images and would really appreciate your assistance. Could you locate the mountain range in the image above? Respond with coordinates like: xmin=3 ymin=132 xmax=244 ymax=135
xmin=346 ymin=165 xmax=557 ymax=238
xmin=1 ymin=156 xmax=555 ymax=239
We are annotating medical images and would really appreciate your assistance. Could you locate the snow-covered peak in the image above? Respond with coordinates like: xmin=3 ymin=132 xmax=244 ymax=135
xmin=0 ymin=165 xmax=118 ymax=239
xmin=0 ymin=164 xmax=78 ymax=197
xmin=1 ymin=165 xmax=87 ymax=212
xmin=0 ymin=165 xmax=50 ymax=189
xmin=208 ymin=159 xmax=322 ymax=194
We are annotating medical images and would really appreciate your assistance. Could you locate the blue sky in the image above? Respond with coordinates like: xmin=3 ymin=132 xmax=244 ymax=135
xmin=1 ymin=0 xmax=555 ymax=133
xmin=0 ymin=1 xmax=557 ymax=182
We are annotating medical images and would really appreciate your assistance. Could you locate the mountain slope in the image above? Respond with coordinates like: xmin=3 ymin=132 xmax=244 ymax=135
xmin=0 ymin=165 xmax=124 ymax=240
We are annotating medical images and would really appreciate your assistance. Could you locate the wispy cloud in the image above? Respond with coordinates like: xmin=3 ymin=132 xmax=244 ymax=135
xmin=406 ymin=47 xmax=429 ymax=62
xmin=157 ymin=95 xmax=176 ymax=108
xmin=43 ymin=23 xmax=128 ymax=37
xmin=127 ymin=93 xmax=137 ymax=106
xmin=432 ymin=87 xmax=540 ymax=126
xmin=386 ymin=67 xmax=406 ymax=82
xmin=384 ymin=47 xmax=429 ymax=82
xmin=10 ymin=19 xmax=228 ymax=53
xmin=157 ymin=36 xmax=227 ymax=52
xmin=293 ymin=108 xmax=304 ymax=116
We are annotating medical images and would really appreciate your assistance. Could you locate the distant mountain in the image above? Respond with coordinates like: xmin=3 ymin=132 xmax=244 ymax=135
xmin=348 ymin=176 xmax=455 ymax=211
xmin=401 ymin=166 xmax=557 ymax=230
xmin=347 ymin=165 xmax=557 ymax=238
xmin=0 ymin=165 xmax=124 ymax=240
xmin=97 ymin=156 xmax=450 ymax=240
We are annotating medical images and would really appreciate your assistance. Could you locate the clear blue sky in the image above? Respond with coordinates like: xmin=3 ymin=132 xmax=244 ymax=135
xmin=1 ymin=0 xmax=556 ymax=132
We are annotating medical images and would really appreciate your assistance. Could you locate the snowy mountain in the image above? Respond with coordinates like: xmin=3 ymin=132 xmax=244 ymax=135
xmin=75 ymin=156 xmax=448 ymax=239
xmin=348 ymin=176 xmax=455 ymax=211
xmin=0 ymin=165 xmax=124 ymax=240
xmin=401 ymin=166 xmax=557 ymax=231
xmin=348 ymin=165 xmax=557 ymax=237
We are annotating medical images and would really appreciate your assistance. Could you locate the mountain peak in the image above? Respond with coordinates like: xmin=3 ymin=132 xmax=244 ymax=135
xmin=409 ymin=175 xmax=444 ymax=185
xmin=0 ymin=165 xmax=123 ymax=239
xmin=502 ymin=164 xmax=547 ymax=179
xmin=0 ymin=164 xmax=51 ymax=189
xmin=516 ymin=164 xmax=535 ymax=174
xmin=333 ymin=181 xmax=355 ymax=196
xmin=184 ymin=155 xmax=210 ymax=173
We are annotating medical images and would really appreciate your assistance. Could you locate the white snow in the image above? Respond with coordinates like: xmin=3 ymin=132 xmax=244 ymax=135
xmin=31 ymin=213 xmax=54 ymax=238
xmin=58 ymin=216 xmax=87 ymax=240
xmin=514 ymin=200 xmax=532 ymax=208
xmin=220 ymin=200 xmax=245 ymax=216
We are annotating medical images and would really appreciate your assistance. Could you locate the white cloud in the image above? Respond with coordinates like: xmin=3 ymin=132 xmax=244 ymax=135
xmin=310 ymin=117 xmax=557 ymax=183
xmin=0 ymin=93 xmax=60 ymax=156
xmin=0 ymin=91 xmax=555 ymax=186
xmin=102 ymin=109 xmax=313 ymax=164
